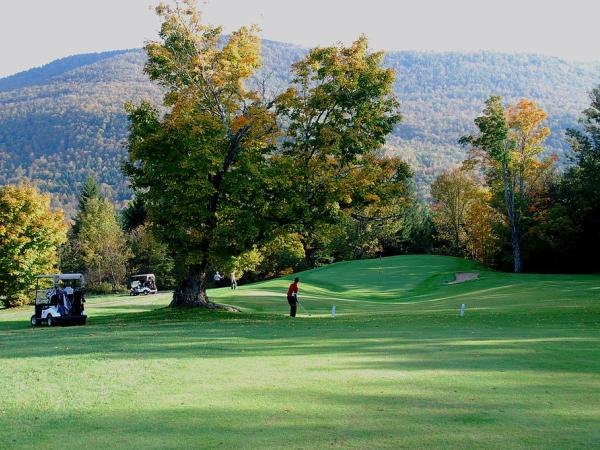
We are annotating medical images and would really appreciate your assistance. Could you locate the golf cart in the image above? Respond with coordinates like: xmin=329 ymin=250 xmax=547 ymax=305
xmin=31 ymin=274 xmax=87 ymax=327
xmin=129 ymin=274 xmax=157 ymax=296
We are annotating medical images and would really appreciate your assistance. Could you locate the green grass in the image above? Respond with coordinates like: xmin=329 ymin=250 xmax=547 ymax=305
xmin=1 ymin=255 xmax=599 ymax=449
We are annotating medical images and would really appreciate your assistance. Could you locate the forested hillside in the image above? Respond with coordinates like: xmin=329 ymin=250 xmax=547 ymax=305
xmin=1 ymin=40 xmax=599 ymax=214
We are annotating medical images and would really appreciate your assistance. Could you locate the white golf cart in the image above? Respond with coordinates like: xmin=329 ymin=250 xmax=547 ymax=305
xmin=129 ymin=274 xmax=158 ymax=296
xmin=31 ymin=274 xmax=87 ymax=327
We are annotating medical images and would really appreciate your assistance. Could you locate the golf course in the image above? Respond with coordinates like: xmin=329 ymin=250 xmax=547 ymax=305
xmin=1 ymin=255 xmax=599 ymax=449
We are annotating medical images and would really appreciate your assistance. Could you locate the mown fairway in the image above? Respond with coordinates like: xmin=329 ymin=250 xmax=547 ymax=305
xmin=1 ymin=255 xmax=599 ymax=449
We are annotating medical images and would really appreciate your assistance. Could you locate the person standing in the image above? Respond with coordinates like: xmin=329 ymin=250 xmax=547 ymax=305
xmin=214 ymin=271 xmax=222 ymax=288
xmin=56 ymin=286 xmax=67 ymax=316
xmin=64 ymin=283 xmax=74 ymax=314
xmin=287 ymin=277 xmax=300 ymax=317
xmin=230 ymin=271 xmax=237 ymax=290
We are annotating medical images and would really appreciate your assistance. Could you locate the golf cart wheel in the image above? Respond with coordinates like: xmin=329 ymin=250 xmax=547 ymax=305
xmin=143 ymin=290 xmax=149 ymax=295
xmin=47 ymin=315 xmax=54 ymax=327
xmin=31 ymin=315 xmax=39 ymax=327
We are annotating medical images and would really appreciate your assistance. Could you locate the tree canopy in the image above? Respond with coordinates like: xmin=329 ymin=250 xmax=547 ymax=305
xmin=272 ymin=35 xmax=407 ymax=263
xmin=125 ymin=1 xmax=278 ymax=307
xmin=124 ymin=0 xmax=411 ymax=307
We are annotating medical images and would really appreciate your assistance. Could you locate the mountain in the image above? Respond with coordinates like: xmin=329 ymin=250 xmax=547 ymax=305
xmin=1 ymin=41 xmax=599 ymax=214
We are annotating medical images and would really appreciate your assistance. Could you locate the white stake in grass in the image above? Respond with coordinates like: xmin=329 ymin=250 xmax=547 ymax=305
xmin=332 ymin=305 xmax=336 ymax=318
xmin=460 ymin=303 xmax=466 ymax=317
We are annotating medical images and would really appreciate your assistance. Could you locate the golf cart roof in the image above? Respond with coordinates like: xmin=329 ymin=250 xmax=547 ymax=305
xmin=36 ymin=274 xmax=85 ymax=285
xmin=132 ymin=274 xmax=155 ymax=278
xmin=36 ymin=273 xmax=84 ymax=280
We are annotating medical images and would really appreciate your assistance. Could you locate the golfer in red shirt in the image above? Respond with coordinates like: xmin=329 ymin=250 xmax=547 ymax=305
xmin=287 ymin=277 xmax=300 ymax=317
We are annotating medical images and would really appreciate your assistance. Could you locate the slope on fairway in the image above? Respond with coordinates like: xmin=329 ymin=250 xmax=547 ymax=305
xmin=213 ymin=254 xmax=482 ymax=313
xmin=1 ymin=255 xmax=599 ymax=450
xmin=210 ymin=254 xmax=599 ymax=318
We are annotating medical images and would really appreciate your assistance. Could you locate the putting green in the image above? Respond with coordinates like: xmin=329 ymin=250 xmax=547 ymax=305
xmin=1 ymin=255 xmax=599 ymax=449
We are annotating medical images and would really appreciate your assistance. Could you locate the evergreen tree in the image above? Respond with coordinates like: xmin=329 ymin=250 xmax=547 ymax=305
xmin=78 ymin=175 xmax=101 ymax=210
xmin=77 ymin=197 xmax=130 ymax=291
xmin=121 ymin=195 xmax=146 ymax=232
xmin=61 ymin=176 xmax=129 ymax=290
xmin=556 ymin=86 xmax=600 ymax=270
xmin=71 ymin=175 xmax=102 ymax=237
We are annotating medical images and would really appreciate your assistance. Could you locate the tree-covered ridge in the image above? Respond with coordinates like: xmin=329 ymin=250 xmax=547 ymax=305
xmin=0 ymin=50 xmax=162 ymax=213
xmin=0 ymin=49 xmax=134 ymax=92
xmin=1 ymin=42 xmax=599 ymax=214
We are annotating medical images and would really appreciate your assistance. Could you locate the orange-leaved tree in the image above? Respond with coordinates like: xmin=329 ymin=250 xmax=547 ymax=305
xmin=461 ymin=97 xmax=552 ymax=272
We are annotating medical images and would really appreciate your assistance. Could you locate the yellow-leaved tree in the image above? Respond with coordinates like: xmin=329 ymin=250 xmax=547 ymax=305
xmin=431 ymin=168 xmax=501 ymax=264
xmin=0 ymin=185 xmax=66 ymax=307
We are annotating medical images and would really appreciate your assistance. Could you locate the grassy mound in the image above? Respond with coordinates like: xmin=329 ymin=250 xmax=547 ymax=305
xmin=212 ymin=254 xmax=599 ymax=319
xmin=1 ymin=255 xmax=599 ymax=449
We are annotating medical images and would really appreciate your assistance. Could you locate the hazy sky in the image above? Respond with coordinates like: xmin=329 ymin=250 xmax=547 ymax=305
xmin=2 ymin=0 xmax=599 ymax=78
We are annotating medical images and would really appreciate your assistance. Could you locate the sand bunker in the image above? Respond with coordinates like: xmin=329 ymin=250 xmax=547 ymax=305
xmin=447 ymin=272 xmax=480 ymax=284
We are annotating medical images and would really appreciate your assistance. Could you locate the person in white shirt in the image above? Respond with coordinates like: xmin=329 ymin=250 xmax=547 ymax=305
xmin=64 ymin=284 xmax=74 ymax=314
xmin=46 ymin=288 xmax=57 ymax=303
xmin=214 ymin=271 xmax=222 ymax=288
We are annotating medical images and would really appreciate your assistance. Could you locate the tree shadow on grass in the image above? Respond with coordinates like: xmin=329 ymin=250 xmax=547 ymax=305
xmin=1 ymin=307 xmax=599 ymax=376
xmin=90 ymin=303 xmax=170 ymax=311
xmin=1 ymin=385 xmax=598 ymax=449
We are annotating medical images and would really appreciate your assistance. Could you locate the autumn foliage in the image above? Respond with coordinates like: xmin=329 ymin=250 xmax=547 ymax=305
xmin=0 ymin=185 xmax=66 ymax=307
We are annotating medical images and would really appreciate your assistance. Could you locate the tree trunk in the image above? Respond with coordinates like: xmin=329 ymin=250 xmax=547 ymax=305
xmin=511 ymin=226 xmax=523 ymax=273
xmin=301 ymin=234 xmax=319 ymax=268
xmin=171 ymin=265 xmax=239 ymax=311
xmin=454 ymin=227 xmax=461 ymax=256
xmin=502 ymin=165 xmax=523 ymax=273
